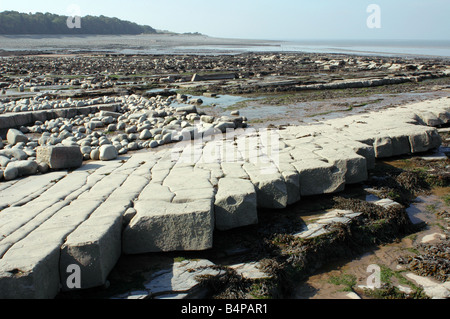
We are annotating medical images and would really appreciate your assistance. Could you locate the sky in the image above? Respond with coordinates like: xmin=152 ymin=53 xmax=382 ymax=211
xmin=0 ymin=0 xmax=449 ymax=41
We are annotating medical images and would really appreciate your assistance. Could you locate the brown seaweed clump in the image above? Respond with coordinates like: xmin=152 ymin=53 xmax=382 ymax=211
xmin=398 ymin=239 xmax=450 ymax=283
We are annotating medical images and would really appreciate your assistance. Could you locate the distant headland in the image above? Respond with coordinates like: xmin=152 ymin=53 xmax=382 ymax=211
xmin=0 ymin=11 xmax=162 ymax=35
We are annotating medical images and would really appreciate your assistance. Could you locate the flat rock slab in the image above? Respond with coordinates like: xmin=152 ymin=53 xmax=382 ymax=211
xmin=113 ymin=259 xmax=224 ymax=299
xmin=405 ymin=273 xmax=450 ymax=299
xmin=144 ymin=259 xmax=223 ymax=297
xmin=294 ymin=209 xmax=363 ymax=239
xmin=229 ymin=262 xmax=271 ymax=280
xmin=0 ymin=98 xmax=448 ymax=299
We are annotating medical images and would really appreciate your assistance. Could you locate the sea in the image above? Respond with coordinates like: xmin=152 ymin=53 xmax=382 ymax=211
xmin=0 ymin=35 xmax=449 ymax=58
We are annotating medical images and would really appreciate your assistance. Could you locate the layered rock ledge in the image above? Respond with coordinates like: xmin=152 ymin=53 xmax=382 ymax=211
xmin=0 ymin=98 xmax=448 ymax=298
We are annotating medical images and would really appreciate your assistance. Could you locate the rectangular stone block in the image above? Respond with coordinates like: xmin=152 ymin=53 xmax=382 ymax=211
xmin=409 ymin=128 xmax=441 ymax=153
xmin=316 ymin=149 xmax=368 ymax=185
xmin=293 ymin=159 xmax=346 ymax=196
xmin=59 ymin=200 xmax=131 ymax=291
xmin=122 ymin=200 xmax=214 ymax=254
xmin=214 ymin=178 xmax=258 ymax=231
xmin=0 ymin=245 xmax=61 ymax=299
xmin=36 ymin=146 xmax=83 ymax=170
xmin=243 ymin=162 xmax=288 ymax=209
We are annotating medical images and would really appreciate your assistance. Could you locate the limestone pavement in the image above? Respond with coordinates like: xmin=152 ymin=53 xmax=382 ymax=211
xmin=0 ymin=97 xmax=448 ymax=298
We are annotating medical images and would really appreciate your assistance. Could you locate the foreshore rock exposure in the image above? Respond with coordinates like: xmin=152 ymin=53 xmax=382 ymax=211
xmin=0 ymin=95 xmax=448 ymax=298
xmin=0 ymin=51 xmax=449 ymax=299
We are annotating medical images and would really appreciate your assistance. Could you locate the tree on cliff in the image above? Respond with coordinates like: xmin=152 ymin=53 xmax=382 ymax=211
xmin=0 ymin=11 xmax=157 ymax=35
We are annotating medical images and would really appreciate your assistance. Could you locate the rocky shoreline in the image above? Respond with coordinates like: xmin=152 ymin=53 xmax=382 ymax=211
xmin=0 ymin=52 xmax=449 ymax=300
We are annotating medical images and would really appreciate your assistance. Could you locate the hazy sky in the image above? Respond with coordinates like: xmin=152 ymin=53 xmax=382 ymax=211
xmin=0 ymin=0 xmax=449 ymax=40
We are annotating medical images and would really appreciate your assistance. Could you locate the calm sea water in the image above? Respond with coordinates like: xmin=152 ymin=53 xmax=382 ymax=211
xmin=1 ymin=35 xmax=449 ymax=58
xmin=278 ymin=39 xmax=450 ymax=58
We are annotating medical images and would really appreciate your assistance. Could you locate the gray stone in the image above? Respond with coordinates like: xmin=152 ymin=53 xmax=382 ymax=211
xmin=80 ymin=146 xmax=92 ymax=155
xmin=99 ymin=145 xmax=118 ymax=161
xmin=36 ymin=146 xmax=83 ymax=170
xmin=243 ymin=162 xmax=288 ymax=209
xmin=100 ymin=111 xmax=122 ymax=119
xmin=3 ymin=165 xmax=18 ymax=181
xmin=8 ymin=149 xmax=28 ymax=161
xmin=37 ymin=162 xmax=49 ymax=174
xmin=139 ymin=129 xmax=152 ymax=140
xmin=125 ymin=125 xmax=137 ymax=134
xmin=409 ymin=128 xmax=441 ymax=154
xmin=85 ymin=121 xmax=98 ymax=130
xmin=201 ymin=115 xmax=215 ymax=124
xmin=0 ymin=155 xmax=10 ymax=167
xmin=214 ymin=178 xmax=258 ymax=231
xmin=90 ymin=149 xmax=100 ymax=161
xmin=123 ymin=208 xmax=137 ymax=226
xmin=177 ymin=105 xmax=198 ymax=114
xmin=149 ymin=140 xmax=159 ymax=149
xmin=107 ymin=124 xmax=117 ymax=132
xmin=59 ymin=200 xmax=130 ymax=291
xmin=143 ymin=259 xmax=223 ymax=297
xmin=123 ymin=200 xmax=214 ymax=254
xmin=7 ymin=129 xmax=28 ymax=145
xmin=389 ymin=131 xmax=412 ymax=156
xmin=7 ymin=160 xmax=38 ymax=177
xmin=293 ymin=159 xmax=346 ymax=196
xmin=374 ymin=137 xmax=393 ymax=158
xmin=117 ymin=122 xmax=126 ymax=131
xmin=161 ymin=133 xmax=173 ymax=144
xmin=127 ymin=142 xmax=139 ymax=151
xmin=215 ymin=122 xmax=236 ymax=133
xmin=230 ymin=262 xmax=270 ymax=280
xmin=189 ymin=98 xmax=203 ymax=105
xmin=0 ymin=96 xmax=448 ymax=299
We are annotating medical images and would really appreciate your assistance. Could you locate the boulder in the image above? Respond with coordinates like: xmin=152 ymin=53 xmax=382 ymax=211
xmin=201 ymin=115 xmax=215 ymax=124
xmin=149 ymin=141 xmax=159 ymax=149
xmin=36 ymin=146 xmax=83 ymax=170
xmin=99 ymin=145 xmax=118 ymax=161
xmin=0 ymin=155 xmax=11 ymax=167
xmin=215 ymin=122 xmax=236 ymax=133
xmin=3 ymin=165 xmax=18 ymax=181
xmin=177 ymin=105 xmax=198 ymax=114
xmin=7 ymin=129 xmax=28 ymax=145
xmin=6 ymin=160 xmax=38 ymax=177
xmin=90 ymin=149 xmax=100 ymax=161
xmin=37 ymin=162 xmax=49 ymax=174
xmin=139 ymin=129 xmax=152 ymax=140
xmin=189 ymin=98 xmax=203 ymax=105
xmin=7 ymin=149 xmax=28 ymax=161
